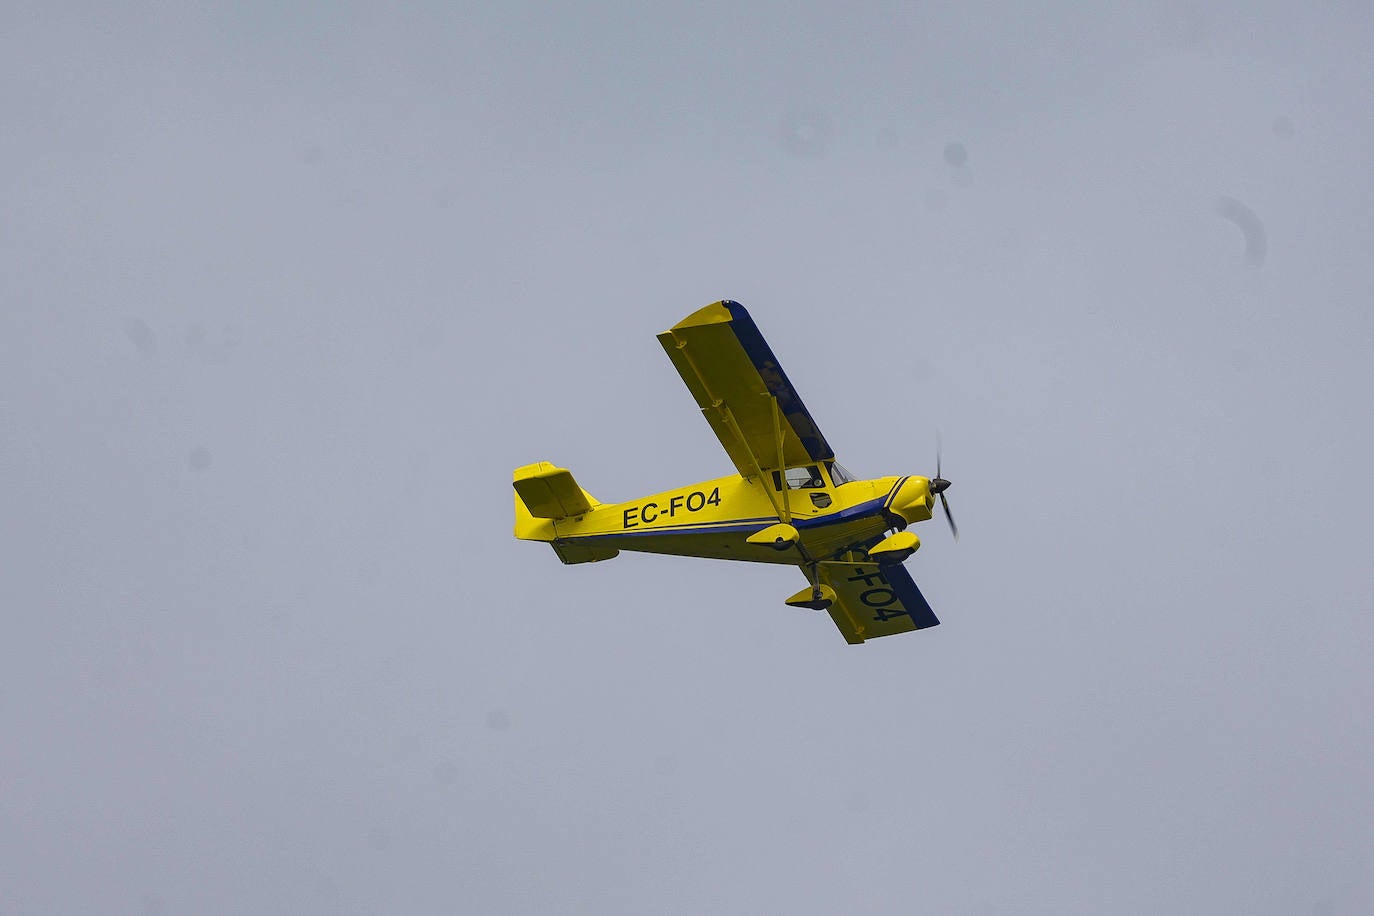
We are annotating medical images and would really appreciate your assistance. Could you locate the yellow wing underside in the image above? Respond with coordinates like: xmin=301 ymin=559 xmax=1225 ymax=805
xmin=814 ymin=561 xmax=941 ymax=644
xmin=657 ymin=301 xmax=834 ymax=478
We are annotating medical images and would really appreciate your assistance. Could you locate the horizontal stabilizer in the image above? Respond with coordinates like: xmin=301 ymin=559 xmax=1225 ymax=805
xmin=551 ymin=541 xmax=619 ymax=564
xmin=513 ymin=462 xmax=597 ymax=519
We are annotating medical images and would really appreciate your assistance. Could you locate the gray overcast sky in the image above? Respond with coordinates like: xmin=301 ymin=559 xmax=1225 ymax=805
xmin=3 ymin=2 xmax=1372 ymax=913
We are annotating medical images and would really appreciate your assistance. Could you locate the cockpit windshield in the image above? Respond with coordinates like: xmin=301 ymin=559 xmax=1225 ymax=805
xmin=828 ymin=462 xmax=856 ymax=486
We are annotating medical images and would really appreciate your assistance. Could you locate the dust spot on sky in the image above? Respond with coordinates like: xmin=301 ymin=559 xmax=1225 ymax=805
xmin=1215 ymin=196 xmax=1267 ymax=266
xmin=434 ymin=759 xmax=460 ymax=784
xmin=486 ymin=708 xmax=510 ymax=732
xmin=186 ymin=322 xmax=238 ymax=362
xmin=943 ymin=141 xmax=968 ymax=167
xmin=122 ymin=318 xmax=157 ymax=359
xmin=777 ymin=110 xmax=833 ymax=157
xmin=1272 ymin=116 xmax=1295 ymax=139
xmin=188 ymin=447 xmax=213 ymax=471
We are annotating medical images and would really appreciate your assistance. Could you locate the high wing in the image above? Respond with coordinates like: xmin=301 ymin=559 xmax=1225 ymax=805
xmin=816 ymin=561 xmax=940 ymax=644
xmin=658 ymin=301 xmax=834 ymax=478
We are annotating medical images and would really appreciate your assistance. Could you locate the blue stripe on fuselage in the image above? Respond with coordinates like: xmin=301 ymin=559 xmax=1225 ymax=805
xmin=791 ymin=494 xmax=889 ymax=530
xmin=567 ymin=494 xmax=892 ymax=545
xmin=882 ymin=476 xmax=909 ymax=511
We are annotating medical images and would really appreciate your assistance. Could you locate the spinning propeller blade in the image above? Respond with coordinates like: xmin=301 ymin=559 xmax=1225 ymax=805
xmin=930 ymin=436 xmax=958 ymax=541
xmin=938 ymin=492 xmax=958 ymax=541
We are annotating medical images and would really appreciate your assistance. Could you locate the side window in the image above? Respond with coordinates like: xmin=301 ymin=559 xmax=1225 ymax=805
xmin=784 ymin=465 xmax=825 ymax=489
xmin=828 ymin=462 xmax=855 ymax=486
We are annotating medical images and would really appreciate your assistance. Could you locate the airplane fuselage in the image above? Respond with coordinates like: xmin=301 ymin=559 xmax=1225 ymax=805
xmin=515 ymin=470 xmax=935 ymax=566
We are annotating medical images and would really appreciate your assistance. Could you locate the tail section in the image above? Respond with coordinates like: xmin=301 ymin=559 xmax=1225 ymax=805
xmin=513 ymin=461 xmax=598 ymax=520
xmin=513 ymin=462 xmax=618 ymax=564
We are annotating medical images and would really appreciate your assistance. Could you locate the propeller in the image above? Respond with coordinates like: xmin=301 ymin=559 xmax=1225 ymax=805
xmin=930 ymin=437 xmax=959 ymax=541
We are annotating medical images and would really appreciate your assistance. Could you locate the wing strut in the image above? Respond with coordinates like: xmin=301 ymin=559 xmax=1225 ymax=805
xmin=719 ymin=405 xmax=791 ymax=524
xmin=670 ymin=335 xmax=792 ymax=525
xmin=771 ymin=395 xmax=786 ymax=480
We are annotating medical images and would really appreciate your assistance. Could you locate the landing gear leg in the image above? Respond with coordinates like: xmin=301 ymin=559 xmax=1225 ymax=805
xmin=804 ymin=562 xmax=823 ymax=603
xmin=783 ymin=545 xmax=835 ymax=611
xmin=782 ymin=560 xmax=833 ymax=611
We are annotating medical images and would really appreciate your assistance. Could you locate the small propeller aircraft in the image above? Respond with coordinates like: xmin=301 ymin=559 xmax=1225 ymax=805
xmin=513 ymin=300 xmax=957 ymax=644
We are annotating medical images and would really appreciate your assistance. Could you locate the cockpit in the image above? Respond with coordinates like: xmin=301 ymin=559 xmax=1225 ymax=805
xmin=771 ymin=461 xmax=857 ymax=490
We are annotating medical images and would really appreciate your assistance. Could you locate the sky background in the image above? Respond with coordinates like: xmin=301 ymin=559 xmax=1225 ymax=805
xmin=4 ymin=2 xmax=1372 ymax=913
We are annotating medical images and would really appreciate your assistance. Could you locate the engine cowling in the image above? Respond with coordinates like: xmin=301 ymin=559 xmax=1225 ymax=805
xmin=888 ymin=476 xmax=935 ymax=527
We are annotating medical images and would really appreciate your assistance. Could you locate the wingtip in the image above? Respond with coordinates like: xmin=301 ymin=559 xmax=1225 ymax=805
xmin=669 ymin=300 xmax=737 ymax=331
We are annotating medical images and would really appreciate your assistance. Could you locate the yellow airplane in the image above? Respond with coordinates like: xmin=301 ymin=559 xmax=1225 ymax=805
xmin=513 ymin=300 xmax=957 ymax=644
